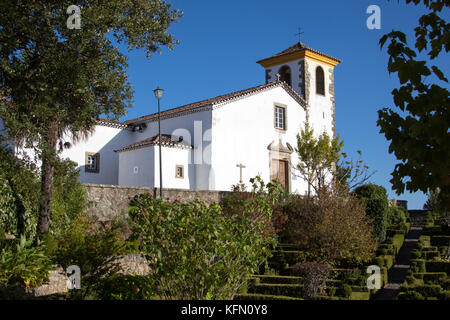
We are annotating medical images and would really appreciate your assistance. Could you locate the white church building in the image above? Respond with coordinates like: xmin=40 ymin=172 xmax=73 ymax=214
xmin=39 ymin=42 xmax=342 ymax=194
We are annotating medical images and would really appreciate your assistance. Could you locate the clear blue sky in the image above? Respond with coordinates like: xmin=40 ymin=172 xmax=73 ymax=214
xmin=115 ymin=0 xmax=449 ymax=210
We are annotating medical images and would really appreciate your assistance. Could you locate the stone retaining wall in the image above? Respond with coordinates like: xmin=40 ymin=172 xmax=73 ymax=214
xmin=83 ymin=183 xmax=232 ymax=222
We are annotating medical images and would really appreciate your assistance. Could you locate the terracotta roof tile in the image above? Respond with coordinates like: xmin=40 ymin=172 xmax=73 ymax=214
xmin=114 ymin=134 xmax=193 ymax=153
xmin=122 ymin=81 xmax=306 ymax=125
xmin=257 ymin=42 xmax=341 ymax=64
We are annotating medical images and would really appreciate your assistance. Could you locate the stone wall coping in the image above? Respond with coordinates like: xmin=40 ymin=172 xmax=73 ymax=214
xmin=82 ymin=183 xmax=232 ymax=194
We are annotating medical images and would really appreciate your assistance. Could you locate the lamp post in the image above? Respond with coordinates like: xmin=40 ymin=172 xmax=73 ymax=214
xmin=153 ymin=87 xmax=164 ymax=199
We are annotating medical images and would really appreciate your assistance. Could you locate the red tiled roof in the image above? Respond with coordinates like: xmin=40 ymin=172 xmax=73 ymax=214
xmin=114 ymin=134 xmax=193 ymax=153
xmin=122 ymin=80 xmax=306 ymax=125
xmin=257 ymin=42 xmax=341 ymax=64
xmin=97 ymin=117 xmax=127 ymax=128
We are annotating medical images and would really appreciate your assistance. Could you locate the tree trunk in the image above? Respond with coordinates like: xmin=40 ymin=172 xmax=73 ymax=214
xmin=37 ymin=122 xmax=58 ymax=236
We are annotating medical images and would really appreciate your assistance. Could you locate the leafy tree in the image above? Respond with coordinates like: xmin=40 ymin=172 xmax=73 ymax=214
xmin=294 ymin=122 xmax=374 ymax=195
xmin=0 ymin=1 xmax=182 ymax=237
xmin=294 ymin=122 xmax=343 ymax=197
xmin=378 ymin=0 xmax=449 ymax=210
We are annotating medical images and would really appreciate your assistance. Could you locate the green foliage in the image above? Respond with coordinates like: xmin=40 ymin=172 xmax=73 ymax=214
xmin=0 ymin=234 xmax=52 ymax=289
xmin=50 ymin=159 xmax=86 ymax=233
xmin=48 ymin=214 xmax=129 ymax=299
xmin=294 ymin=121 xmax=343 ymax=195
xmin=354 ymin=184 xmax=389 ymax=243
xmin=423 ymin=188 xmax=445 ymax=213
xmin=97 ymin=274 xmax=156 ymax=300
xmin=0 ymin=144 xmax=40 ymax=240
xmin=387 ymin=206 xmax=407 ymax=225
xmin=337 ymin=283 xmax=352 ymax=299
xmin=128 ymin=177 xmax=278 ymax=300
xmin=378 ymin=0 xmax=450 ymax=210
xmin=397 ymin=290 xmax=425 ymax=300
xmin=0 ymin=177 xmax=18 ymax=236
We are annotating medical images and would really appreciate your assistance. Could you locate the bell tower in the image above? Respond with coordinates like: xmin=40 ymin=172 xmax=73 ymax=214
xmin=256 ymin=42 xmax=341 ymax=137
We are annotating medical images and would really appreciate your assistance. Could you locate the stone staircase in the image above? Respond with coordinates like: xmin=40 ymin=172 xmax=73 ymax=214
xmin=371 ymin=212 xmax=425 ymax=300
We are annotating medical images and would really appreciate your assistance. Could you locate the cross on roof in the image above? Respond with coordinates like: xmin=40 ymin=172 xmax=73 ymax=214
xmin=295 ymin=28 xmax=304 ymax=42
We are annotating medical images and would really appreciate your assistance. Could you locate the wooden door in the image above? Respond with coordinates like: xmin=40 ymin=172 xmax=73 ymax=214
xmin=271 ymin=160 xmax=289 ymax=191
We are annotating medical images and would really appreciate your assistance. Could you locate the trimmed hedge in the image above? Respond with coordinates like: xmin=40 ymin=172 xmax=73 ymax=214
xmin=401 ymin=284 xmax=442 ymax=297
xmin=410 ymin=259 xmax=426 ymax=273
xmin=426 ymin=261 xmax=450 ymax=275
xmin=269 ymin=250 xmax=306 ymax=272
xmin=431 ymin=236 xmax=450 ymax=247
xmin=375 ymin=255 xmax=394 ymax=269
xmin=252 ymin=275 xmax=301 ymax=285
xmin=235 ymin=293 xmax=303 ymax=300
xmin=397 ymin=291 xmax=425 ymax=300
xmin=412 ymin=272 xmax=448 ymax=285
xmin=250 ymin=283 xmax=304 ymax=297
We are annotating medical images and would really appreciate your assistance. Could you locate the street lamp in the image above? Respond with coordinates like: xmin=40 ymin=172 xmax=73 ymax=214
xmin=153 ymin=87 xmax=164 ymax=199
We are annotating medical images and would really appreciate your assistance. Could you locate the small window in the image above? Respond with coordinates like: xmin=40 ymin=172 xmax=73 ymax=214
xmin=275 ymin=106 xmax=286 ymax=130
xmin=316 ymin=66 xmax=325 ymax=95
xmin=175 ymin=165 xmax=184 ymax=179
xmin=85 ymin=152 xmax=100 ymax=173
xmin=278 ymin=65 xmax=292 ymax=87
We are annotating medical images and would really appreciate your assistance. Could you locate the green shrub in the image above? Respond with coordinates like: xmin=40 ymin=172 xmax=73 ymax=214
xmin=0 ymin=146 xmax=40 ymax=240
xmin=270 ymin=250 xmax=307 ymax=268
xmin=97 ymin=274 xmax=155 ymax=300
xmin=48 ymin=214 xmax=129 ymax=299
xmin=0 ymin=178 xmax=18 ymax=236
xmin=354 ymin=184 xmax=389 ymax=243
xmin=325 ymin=286 xmax=337 ymax=296
xmin=337 ymin=284 xmax=352 ymax=298
xmin=411 ymin=284 xmax=442 ymax=297
xmin=412 ymin=272 xmax=447 ymax=285
xmin=397 ymin=291 xmax=425 ymax=300
xmin=392 ymin=234 xmax=405 ymax=255
xmin=0 ymin=234 xmax=52 ymax=290
xmin=50 ymin=159 xmax=86 ymax=233
xmin=387 ymin=206 xmax=407 ymax=225
xmin=129 ymin=176 xmax=278 ymax=300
